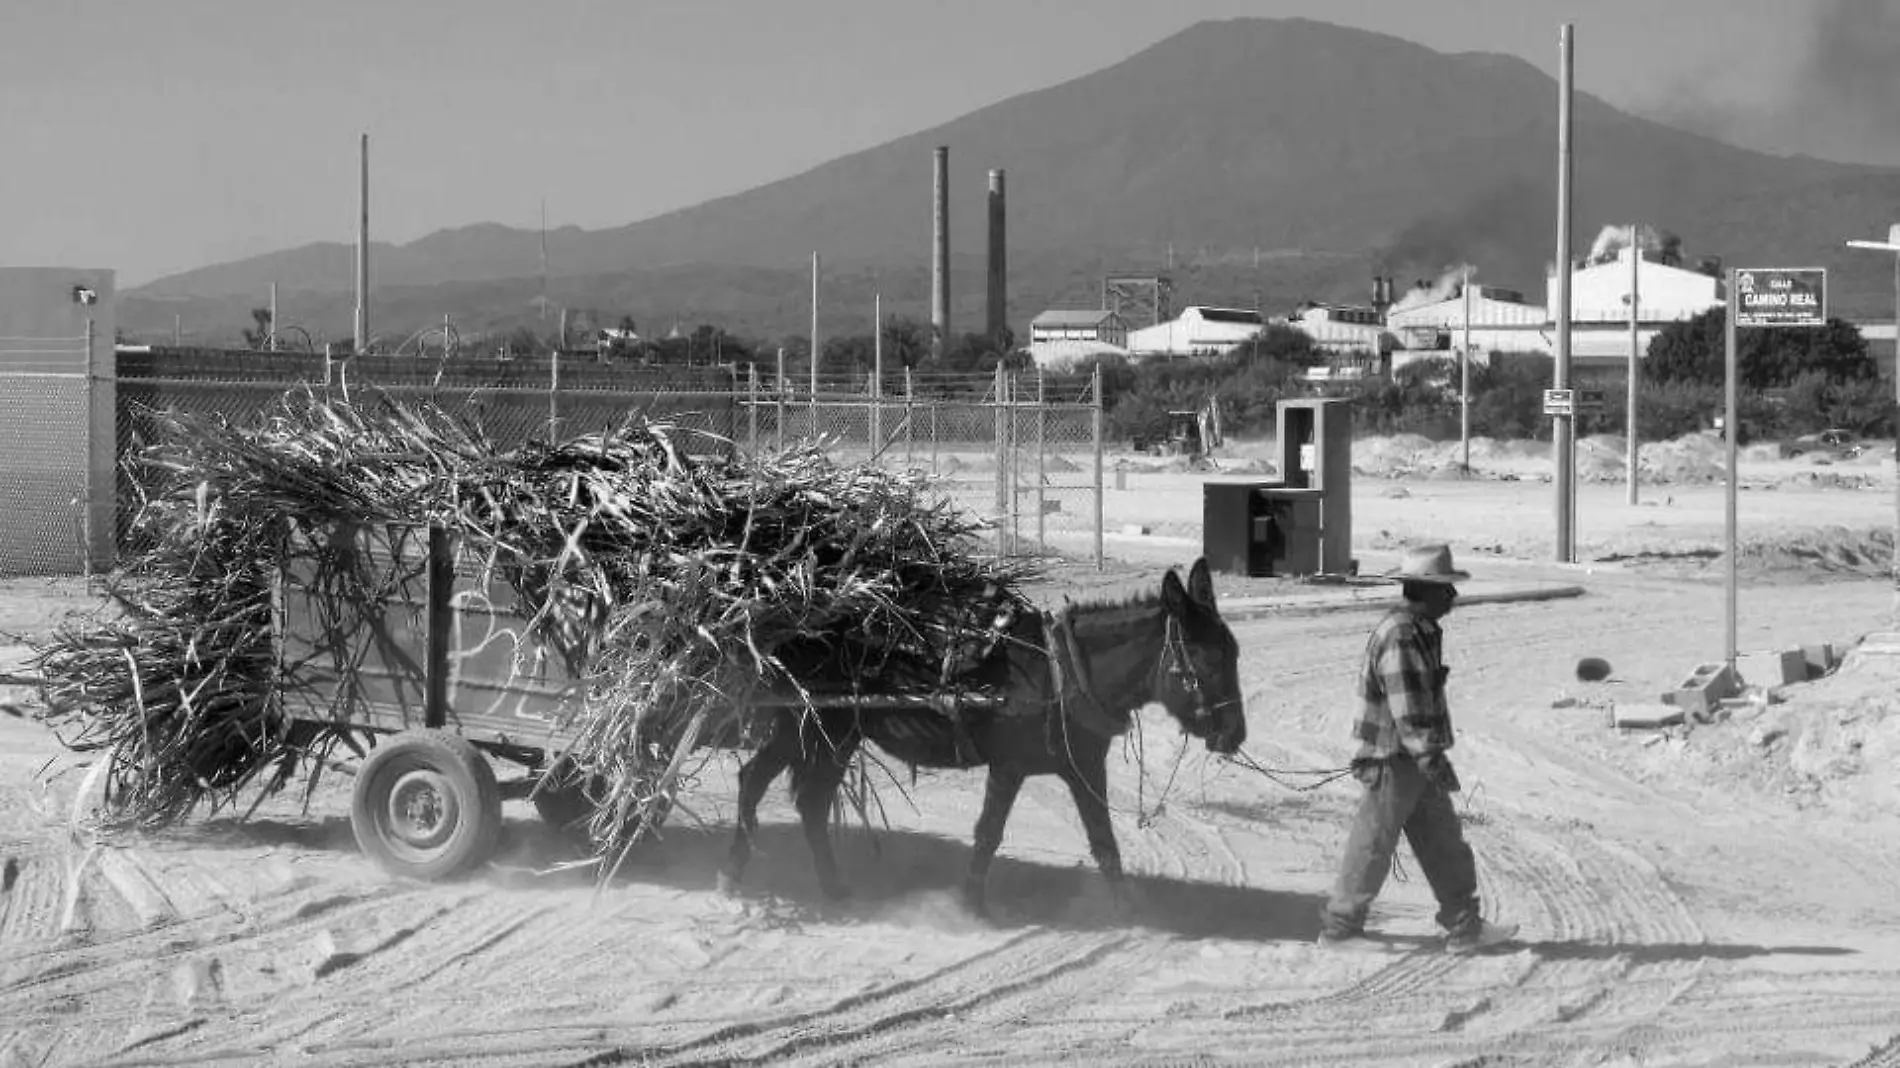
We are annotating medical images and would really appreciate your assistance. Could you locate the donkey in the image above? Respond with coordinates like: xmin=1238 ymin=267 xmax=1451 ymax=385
xmin=717 ymin=558 xmax=1246 ymax=917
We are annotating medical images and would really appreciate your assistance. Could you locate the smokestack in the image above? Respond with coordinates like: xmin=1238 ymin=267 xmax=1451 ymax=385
xmin=354 ymin=133 xmax=369 ymax=354
xmin=932 ymin=146 xmax=949 ymax=359
xmin=986 ymin=168 xmax=1006 ymax=343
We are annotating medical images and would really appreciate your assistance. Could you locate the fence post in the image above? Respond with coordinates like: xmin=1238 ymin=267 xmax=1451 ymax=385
xmin=993 ymin=365 xmax=1007 ymax=554
xmin=904 ymin=367 xmax=914 ymax=466
xmin=549 ymin=346 xmax=561 ymax=441
xmin=1036 ymin=367 xmax=1047 ymax=552
xmin=775 ymin=347 xmax=786 ymax=452
xmin=323 ymin=343 xmax=334 ymax=388
xmin=747 ymin=364 xmax=759 ymax=453
xmin=82 ymin=318 xmax=95 ymax=583
xmin=1092 ymin=365 xmax=1104 ymax=570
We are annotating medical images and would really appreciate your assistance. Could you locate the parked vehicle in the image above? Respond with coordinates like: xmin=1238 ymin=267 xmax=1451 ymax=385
xmin=1782 ymin=428 xmax=1862 ymax=460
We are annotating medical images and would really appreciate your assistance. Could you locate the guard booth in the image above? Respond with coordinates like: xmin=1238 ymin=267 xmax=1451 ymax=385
xmin=1202 ymin=398 xmax=1353 ymax=577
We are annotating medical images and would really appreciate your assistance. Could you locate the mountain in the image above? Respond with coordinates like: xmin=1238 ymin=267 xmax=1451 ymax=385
xmin=124 ymin=18 xmax=1900 ymax=345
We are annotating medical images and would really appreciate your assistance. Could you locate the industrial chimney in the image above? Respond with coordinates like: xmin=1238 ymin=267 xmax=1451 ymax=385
xmin=932 ymin=146 xmax=949 ymax=360
xmin=986 ymin=168 xmax=1006 ymax=343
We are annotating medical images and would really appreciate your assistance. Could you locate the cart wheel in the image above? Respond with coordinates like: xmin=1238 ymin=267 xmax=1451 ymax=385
xmin=351 ymin=730 xmax=501 ymax=881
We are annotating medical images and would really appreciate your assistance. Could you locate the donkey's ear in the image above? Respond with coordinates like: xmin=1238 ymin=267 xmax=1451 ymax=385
xmin=1187 ymin=557 xmax=1217 ymax=611
xmin=1161 ymin=568 xmax=1190 ymax=616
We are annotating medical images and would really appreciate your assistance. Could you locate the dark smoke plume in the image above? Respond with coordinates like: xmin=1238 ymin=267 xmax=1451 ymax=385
xmin=1646 ymin=0 xmax=1900 ymax=164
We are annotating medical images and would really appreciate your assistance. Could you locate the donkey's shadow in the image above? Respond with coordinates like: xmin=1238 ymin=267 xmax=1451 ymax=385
xmin=179 ymin=810 xmax=1323 ymax=943
xmin=595 ymin=818 xmax=1324 ymax=942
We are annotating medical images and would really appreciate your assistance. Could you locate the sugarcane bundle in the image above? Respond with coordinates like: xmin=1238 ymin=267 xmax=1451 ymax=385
xmin=34 ymin=395 xmax=473 ymax=826
xmin=467 ymin=427 xmax=1038 ymax=857
xmin=35 ymin=389 xmax=1037 ymax=861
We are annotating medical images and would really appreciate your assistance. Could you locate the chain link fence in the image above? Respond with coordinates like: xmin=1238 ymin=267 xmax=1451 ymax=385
xmin=0 ymin=348 xmax=1103 ymax=576
xmin=740 ymin=366 xmax=1104 ymax=566
xmin=0 ymin=332 xmax=94 ymax=575
xmin=114 ymin=355 xmax=741 ymax=556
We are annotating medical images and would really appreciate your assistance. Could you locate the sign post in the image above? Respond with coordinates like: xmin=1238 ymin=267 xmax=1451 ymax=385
xmin=1725 ymin=267 xmax=1827 ymax=673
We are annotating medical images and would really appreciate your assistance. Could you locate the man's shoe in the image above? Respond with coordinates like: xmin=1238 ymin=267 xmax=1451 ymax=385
xmin=1445 ymin=919 xmax=1519 ymax=955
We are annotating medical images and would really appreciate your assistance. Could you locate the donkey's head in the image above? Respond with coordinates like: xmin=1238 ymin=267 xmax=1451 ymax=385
xmin=1156 ymin=558 xmax=1246 ymax=755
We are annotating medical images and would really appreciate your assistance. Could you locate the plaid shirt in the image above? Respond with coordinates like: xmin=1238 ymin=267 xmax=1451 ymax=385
xmin=1351 ymin=605 xmax=1454 ymax=763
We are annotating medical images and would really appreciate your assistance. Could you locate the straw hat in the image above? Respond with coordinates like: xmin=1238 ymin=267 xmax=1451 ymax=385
xmin=1386 ymin=544 xmax=1470 ymax=584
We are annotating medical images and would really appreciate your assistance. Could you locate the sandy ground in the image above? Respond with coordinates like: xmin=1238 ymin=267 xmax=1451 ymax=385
xmin=5 ymin=437 xmax=1900 ymax=1066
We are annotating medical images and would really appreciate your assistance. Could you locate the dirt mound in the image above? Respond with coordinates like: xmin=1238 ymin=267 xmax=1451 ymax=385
xmin=1645 ymin=641 xmax=1900 ymax=816
xmin=1777 ymin=470 xmax=1880 ymax=491
xmin=1736 ymin=526 xmax=1893 ymax=578
xmin=1575 ymin=437 xmax=1627 ymax=483
xmin=1639 ymin=433 xmax=1725 ymax=485
xmin=1352 ymin=434 xmax=1435 ymax=479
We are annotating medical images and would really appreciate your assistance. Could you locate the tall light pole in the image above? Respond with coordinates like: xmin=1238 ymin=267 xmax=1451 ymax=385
xmin=1461 ymin=266 xmax=1472 ymax=470
xmin=1553 ymin=23 xmax=1576 ymax=562
xmin=355 ymin=133 xmax=369 ymax=355
xmin=1627 ymin=228 xmax=1641 ymax=504
xmin=1847 ymin=223 xmax=1900 ymax=622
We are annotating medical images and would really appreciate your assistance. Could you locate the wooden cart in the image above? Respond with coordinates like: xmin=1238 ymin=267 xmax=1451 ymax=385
xmin=275 ymin=525 xmax=990 ymax=881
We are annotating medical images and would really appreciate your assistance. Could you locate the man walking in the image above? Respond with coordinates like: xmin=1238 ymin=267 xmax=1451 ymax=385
xmin=1318 ymin=544 xmax=1517 ymax=954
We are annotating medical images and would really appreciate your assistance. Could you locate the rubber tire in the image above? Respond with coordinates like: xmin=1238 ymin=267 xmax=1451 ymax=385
xmin=351 ymin=729 xmax=502 ymax=881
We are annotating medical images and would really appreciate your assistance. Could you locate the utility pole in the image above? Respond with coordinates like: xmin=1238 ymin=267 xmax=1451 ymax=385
xmin=1724 ymin=272 xmax=1738 ymax=672
xmin=1552 ymin=24 xmax=1576 ymax=562
xmin=810 ymin=251 xmax=821 ymax=438
xmin=355 ymin=133 xmax=369 ymax=355
xmin=1627 ymin=227 xmax=1641 ymax=504
xmin=269 ymin=282 xmax=278 ymax=351
xmin=1461 ymin=267 xmax=1472 ymax=470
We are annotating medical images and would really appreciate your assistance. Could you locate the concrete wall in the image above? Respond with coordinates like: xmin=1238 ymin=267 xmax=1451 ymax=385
xmin=0 ymin=267 xmax=116 ymax=573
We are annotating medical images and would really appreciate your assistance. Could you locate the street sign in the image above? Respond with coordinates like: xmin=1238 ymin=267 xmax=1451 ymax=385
xmin=1542 ymin=388 xmax=1574 ymax=416
xmin=1577 ymin=388 xmax=1606 ymax=412
xmin=1734 ymin=267 xmax=1826 ymax=328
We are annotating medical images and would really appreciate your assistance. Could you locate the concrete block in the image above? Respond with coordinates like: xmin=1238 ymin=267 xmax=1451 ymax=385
xmin=1801 ymin=643 xmax=1838 ymax=680
xmin=1856 ymin=632 xmax=1900 ymax=656
xmin=1671 ymin=662 xmax=1739 ymax=721
xmin=1614 ymin=703 xmax=1684 ymax=730
xmin=1737 ymin=648 xmax=1807 ymax=689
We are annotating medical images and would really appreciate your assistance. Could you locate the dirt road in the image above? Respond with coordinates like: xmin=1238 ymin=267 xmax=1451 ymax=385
xmin=5 ymin=548 xmax=1900 ymax=1066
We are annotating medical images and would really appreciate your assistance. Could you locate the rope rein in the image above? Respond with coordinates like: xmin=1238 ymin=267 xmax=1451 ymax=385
xmin=1221 ymin=746 xmax=1357 ymax=792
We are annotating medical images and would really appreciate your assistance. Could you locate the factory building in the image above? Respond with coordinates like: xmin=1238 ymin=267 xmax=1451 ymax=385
xmin=1386 ymin=284 xmax=1546 ymax=353
xmin=1028 ymin=308 xmax=1130 ymax=347
xmin=1125 ymin=306 xmax=1264 ymax=358
xmin=1285 ymin=303 xmax=1389 ymax=356
xmin=1547 ymin=244 xmax=1725 ymax=364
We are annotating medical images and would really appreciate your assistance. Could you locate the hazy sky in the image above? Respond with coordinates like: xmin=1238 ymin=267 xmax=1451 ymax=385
xmin=2 ymin=0 xmax=1892 ymax=285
